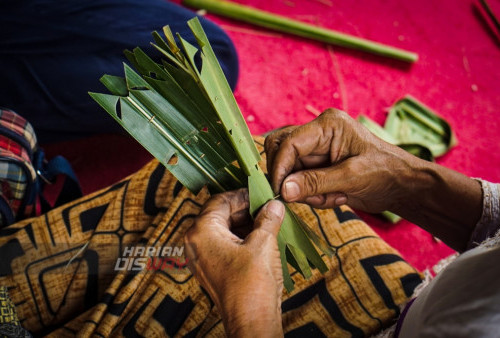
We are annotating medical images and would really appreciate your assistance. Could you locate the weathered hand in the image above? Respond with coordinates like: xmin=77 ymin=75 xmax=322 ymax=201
xmin=265 ymin=108 xmax=416 ymax=214
xmin=265 ymin=108 xmax=483 ymax=252
xmin=184 ymin=189 xmax=285 ymax=337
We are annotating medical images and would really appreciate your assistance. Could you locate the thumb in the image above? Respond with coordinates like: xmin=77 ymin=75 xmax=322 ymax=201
xmin=281 ymin=160 xmax=351 ymax=203
xmin=252 ymin=200 xmax=285 ymax=237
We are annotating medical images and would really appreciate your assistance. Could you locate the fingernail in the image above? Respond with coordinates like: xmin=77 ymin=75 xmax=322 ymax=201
xmin=335 ymin=196 xmax=347 ymax=205
xmin=284 ymin=181 xmax=300 ymax=201
xmin=268 ymin=200 xmax=284 ymax=218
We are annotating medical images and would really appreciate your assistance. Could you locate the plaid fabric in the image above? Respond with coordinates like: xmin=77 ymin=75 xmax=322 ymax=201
xmin=0 ymin=109 xmax=37 ymax=152
xmin=0 ymin=109 xmax=38 ymax=226
xmin=0 ymin=136 xmax=24 ymax=160
xmin=0 ymin=161 xmax=28 ymax=200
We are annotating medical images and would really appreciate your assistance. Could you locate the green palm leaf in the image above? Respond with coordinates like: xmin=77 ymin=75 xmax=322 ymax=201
xmin=89 ymin=17 xmax=332 ymax=292
xmin=385 ymin=96 xmax=457 ymax=157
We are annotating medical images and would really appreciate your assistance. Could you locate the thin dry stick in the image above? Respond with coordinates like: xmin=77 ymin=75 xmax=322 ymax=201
xmin=305 ymin=104 xmax=322 ymax=117
xmin=312 ymin=0 xmax=333 ymax=7
xmin=462 ymin=54 xmax=471 ymax=78
xmin=65 ymin=241 xmax=90 ymax=271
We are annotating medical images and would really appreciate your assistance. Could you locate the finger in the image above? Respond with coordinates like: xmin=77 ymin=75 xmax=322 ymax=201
xmin=295 ymin=154 xmax=330 ymax=171
xmin=304 ymin=193 xmax=348 ymax=209
xmin=249 ymin=200 xmax=285 ymax=238
xmin=265 ymin=126 xmax=295 ymax=177
xmin=197 ymin=189 xmax=249 ymax=231
xmin=270 ymin=119 xmax=333 ymax=194
xmin=280 ymin=159 xmax=353 ymax=203
xmin=185 ymin=190 xmax=248 ymax=265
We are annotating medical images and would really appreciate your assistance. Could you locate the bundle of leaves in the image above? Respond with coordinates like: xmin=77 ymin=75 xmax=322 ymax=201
xmin=89 ymin=17 xmax=333 ymax=292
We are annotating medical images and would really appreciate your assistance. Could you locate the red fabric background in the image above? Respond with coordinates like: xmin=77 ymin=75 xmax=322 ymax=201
xmin=45 ymin=0 xmax=500 ymax=272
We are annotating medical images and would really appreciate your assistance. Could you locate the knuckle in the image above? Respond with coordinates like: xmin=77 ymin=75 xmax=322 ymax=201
xmin=302 ymin=171 xmax=323 ymax=195
xmin=264 ymin=134 xmax=276 ymax=151
xmin=321 ymin=108 xmax=350 ymax=125
xmin=281 ymin=133 xmax=295 ymax=152
xmin=211 ymin=192 xmax=230 ymax=204
xmin=264 ymin=126 xmax=294 ymax=151
xmin=322 ymin=107 xmax=339 ymax=116
xmin=202 ymin=193 xmax=228 ymax=212
xmin=195 ymin=213 xmax=219 ymax=228
xmin=323 ymin=107 xmax=342 ymax=118
xmin=342 ymin=161 xmax=358 ymax=179
xmin=185 ymin=213 xmax=220 ymax=246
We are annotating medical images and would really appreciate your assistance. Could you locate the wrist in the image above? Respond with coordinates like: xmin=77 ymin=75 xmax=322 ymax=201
xmin=220 ymin=287 xmax=283 ymax=337
xmin=390 ymin=151 xmax=482 ymax=251
xmin=377 ymin=145 xmax=435 ymax=212
xmin=394 ymin=154 xmax=438 ymax=208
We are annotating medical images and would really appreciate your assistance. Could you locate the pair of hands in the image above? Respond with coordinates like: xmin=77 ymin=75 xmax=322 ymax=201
xmin=184 ymin=109 xmax=421 ymax=336
xmin=184 ymin=109 xmax=482 ymax=335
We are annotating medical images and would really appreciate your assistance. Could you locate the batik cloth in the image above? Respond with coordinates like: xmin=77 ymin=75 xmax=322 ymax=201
xmin=0 ymin=138 xmax=421 ymax=337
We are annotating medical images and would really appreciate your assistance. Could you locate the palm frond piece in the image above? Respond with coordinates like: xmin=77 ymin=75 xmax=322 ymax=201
xmin=89 ymin=17 xmax=332 ymax=292
xmin=358 ymin=95 xmax=457 ymax=223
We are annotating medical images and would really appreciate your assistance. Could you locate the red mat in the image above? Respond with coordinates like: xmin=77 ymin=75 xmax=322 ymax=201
xmin=45 ymin=0 xmax=500 ymax=272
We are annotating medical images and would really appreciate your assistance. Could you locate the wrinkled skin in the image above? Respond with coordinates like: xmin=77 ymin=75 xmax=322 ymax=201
xmin=265 ymin=108 xmax=481 ymax=252
xmin=184 ymin=189 xmax=284 ymax=337
xmin=265 ymin=108 xmax=416 ymax=213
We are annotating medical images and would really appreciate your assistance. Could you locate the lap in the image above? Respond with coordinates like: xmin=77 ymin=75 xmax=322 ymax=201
xmin=0 ymin=137 xmax=420 ymax=337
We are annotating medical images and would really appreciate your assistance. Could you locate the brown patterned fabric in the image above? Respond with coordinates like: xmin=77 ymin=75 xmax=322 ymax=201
xmin=0 ymin=137 xmax=421 ymax=337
